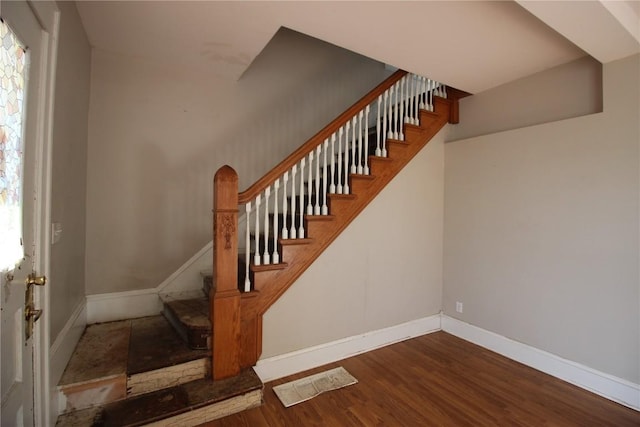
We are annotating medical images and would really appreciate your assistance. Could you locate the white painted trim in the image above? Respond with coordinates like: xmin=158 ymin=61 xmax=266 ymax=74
xmin=49 ymin=300 xmax=86 ymax=386
xmin=26 ymin=2 xmax=60 ymax=425
xmin=157 ymin=241 xmax=213 ymax=293
xmin=441 ymin=315 xmax=640 ymax=411
xmin=49 ymin=300 xmax=85 ymax=420
xmin=86 ymin=289 xmax=161 ymax=323
xmin=254 ymin=314 xmax=441 ymax=382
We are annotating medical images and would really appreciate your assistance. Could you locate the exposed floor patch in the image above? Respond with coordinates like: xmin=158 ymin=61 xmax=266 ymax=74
xmin=272 ymin=367 xmax=357 ymax=408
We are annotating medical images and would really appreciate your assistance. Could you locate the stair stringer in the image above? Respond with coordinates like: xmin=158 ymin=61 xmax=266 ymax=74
xmin=238 ymin=96 xmax=452 ymax=368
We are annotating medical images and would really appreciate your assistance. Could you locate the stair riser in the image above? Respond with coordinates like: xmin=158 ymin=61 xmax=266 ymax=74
xmin=141 ymin=389 xmax=262 ymax=427
xmin=58 ymin=376 xmax=127 ymax=414
xmin=386 ymin=141 xmax=409 ymax=159
xmin=128 ymin=358 xmax=210 ymax=397
xmin=350 ymin=176 xmax=376 ymax=196
xmin=304 ymin=217 xmax=336 ymax=239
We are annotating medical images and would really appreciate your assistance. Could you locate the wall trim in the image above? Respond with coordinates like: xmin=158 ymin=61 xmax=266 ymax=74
xmin=441 ymin=315 xmax=640 ymax=411
xmin=50 ymin=299 xmax=86 ymax=386
xmin=157 ymin=241 xmax=213 ymax=294
xmin=49 ymin=298 xmax=85 ymax=423
xmin=254 ymin=314 xmax=442 ymax=383
xmin=86 ymin=288 xmax=161 ymax=324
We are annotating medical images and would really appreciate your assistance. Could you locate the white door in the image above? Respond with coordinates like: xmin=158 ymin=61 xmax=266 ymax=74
xmin=1 ymin=1 xmax=54 ymax=426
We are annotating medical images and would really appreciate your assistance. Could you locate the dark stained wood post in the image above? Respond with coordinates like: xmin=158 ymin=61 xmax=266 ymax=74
xmin=212 ymin=165 xmax=241 ymax=380
xmin=446 ymin=87 xmax=471 ymax=125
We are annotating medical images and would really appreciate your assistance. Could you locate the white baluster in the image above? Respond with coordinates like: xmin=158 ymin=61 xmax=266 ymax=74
xmin=299 ymin=157 xmax=305 ymax=238
xmin=400 ymin=76 xmax=407 ymax=126
xmin=413 ymin=75 xmax=420 ymax=125
xmin=375 ymin=95 xmax=382 ymax=157
xmin=428 ymin=79 xmax=434 ymax=111
xmin=419 ymin=76 xmax=426 ymax=110
xmin=273 ymin=179 xmax=279 ymax=264
xmin=399 ymin=77 xmax=405 ymax=141
xmin=442 ymin=84 xmax=447 ymax=99
xmin=390 ymin=84 xmax=396 ymax=139
xmin=337 ymin=128 xmax=343 ymax=194
xmin=350 ymin=117 xmax=357 ymax=174
xmin=357 ymin=111 xmax=363 ymax=174
xmin=322 ymin=139 xmax=328 ymax=215
xmin=307 ymin=151 xmax=313 ymax=215
xmin=393 ymin=81 xmax=399 ymax=139
xmin=387 ymin=86 xmax=393 ymax=139
xmin=263 ymin=186 xmax=270 ymax=265
xmin=254 ymin=194 xmax=261 ymax=266
xmin=282 ymin=171 xmax=289 ymax=239
xmin=314 ymin=145 xmax=321 ymax=215
xmin=329 ymin=134 xmax=336 ymax=194
xmin=364 ymin=105 xmax=370 ymax=175
xmin=290 ymin=165 xmax=297 ymax=239
xmin=408 ymin=75 xmax=415 ymax=125
xmin=244 ymin=202 xmax=251 ymax=292
xmin=344 ymin=122 xmax=350 ymax=194
xmin=382 ymin=90 xmax=388 ymax=157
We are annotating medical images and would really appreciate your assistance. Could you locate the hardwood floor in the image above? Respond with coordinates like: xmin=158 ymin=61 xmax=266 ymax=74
xmin=202 ymin=332 xmax=639 ymax=426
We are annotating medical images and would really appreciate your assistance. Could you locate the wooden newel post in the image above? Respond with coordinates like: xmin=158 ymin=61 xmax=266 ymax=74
xmin=212 ymin=165 xmax=241 ymax=380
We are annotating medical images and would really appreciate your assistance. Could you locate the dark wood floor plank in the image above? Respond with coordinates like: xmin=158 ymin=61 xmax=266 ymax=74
xmin=201 ymin=332 xmax=640 ymax=427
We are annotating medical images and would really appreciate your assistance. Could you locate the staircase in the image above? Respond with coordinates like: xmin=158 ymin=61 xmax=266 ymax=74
xmin=55 ymin=69 xmax=464 ymax=426
xmin=211 ymin=70 xmax=461 ymax=378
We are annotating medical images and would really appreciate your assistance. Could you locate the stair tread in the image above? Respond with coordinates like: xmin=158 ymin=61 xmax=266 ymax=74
xmin=100 ymin=371 xmax=261 ymax=427
xmin=163 ymin=296 xmax=210 ymax=330
xmin=59 ymin=320 xmax=131 ymax=387
xmin=127 ymin=315 xmax=210 ymax=375
xmin=56 ymin=370 xmax=263 ymax=427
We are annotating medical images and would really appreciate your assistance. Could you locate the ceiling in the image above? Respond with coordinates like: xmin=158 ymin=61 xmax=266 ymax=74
xmin=75 ymin=1 xmax=640 ymax=94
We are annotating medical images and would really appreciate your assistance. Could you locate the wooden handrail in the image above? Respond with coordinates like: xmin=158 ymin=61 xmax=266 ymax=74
xmin=238 ymin=69 xmax=408 ymax=204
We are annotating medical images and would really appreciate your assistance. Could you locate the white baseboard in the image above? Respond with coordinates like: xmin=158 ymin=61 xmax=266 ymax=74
xmin=86 ymin=288 xmax=162 ymax=323
xmin=254 ymin=314 xmax=442 ymax=383
xmin=441 ymin=315 xmax=640 ymax=411
xmin=49 ymin=299 xmax=86 ymax=424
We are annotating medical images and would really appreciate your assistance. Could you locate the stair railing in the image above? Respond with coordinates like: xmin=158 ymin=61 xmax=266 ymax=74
xmin=212 ymin=69 xmax=447 ymax=379
xmin=234 ymin=71 xmax=446 ymax=291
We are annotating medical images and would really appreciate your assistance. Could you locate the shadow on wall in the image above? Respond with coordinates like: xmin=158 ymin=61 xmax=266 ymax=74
xmin=88 ymin=28 xmax=392 ymax=293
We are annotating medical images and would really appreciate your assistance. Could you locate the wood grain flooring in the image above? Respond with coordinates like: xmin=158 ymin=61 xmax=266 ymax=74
xmin=202 ymin=332 xmax=639 ymax=426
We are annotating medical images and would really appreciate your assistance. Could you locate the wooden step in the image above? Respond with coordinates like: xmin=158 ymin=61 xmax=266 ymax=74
xmin=161 ymin=293 xmax=211 ymax=350
xmin=56 ymin=370 xmax=262 ymax=427
xmin=57 ymin=321 xmax=131 ymax=413
xmin=56 ymin=315 xmax=263 ymax=426
xmin=57 ymin=316 xmax=210 ymax=414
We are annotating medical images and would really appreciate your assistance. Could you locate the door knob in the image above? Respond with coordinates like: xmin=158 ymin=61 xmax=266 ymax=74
xmin=24 ymin=273 xmax=46 ymax=339
xmin=26 ymin=273 xmax=46 ymax=287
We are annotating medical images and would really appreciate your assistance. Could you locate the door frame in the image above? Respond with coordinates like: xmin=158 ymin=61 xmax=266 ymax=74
xmin=4 ymin=1 xmax=59 ymax=425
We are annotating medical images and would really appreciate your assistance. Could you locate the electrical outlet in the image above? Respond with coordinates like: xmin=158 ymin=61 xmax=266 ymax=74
xmin=455 ymin=301 xmax=463 ymax=313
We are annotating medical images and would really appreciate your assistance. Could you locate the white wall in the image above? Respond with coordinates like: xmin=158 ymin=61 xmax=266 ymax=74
xmin=443 ymin=54 xmax=639 ymax=383
xmin=85 ymin=28 xmax=391 ymax=295
xmin=50 ymin=0 xmax=91 ymax=342
xmin=448 ymin=55 xmax=603 ymax=142
xmin=262 ymin=128 xmax=446 ymax=358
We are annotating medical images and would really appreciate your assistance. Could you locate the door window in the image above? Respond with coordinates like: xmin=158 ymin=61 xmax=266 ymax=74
xmin=0 ymin=19 xmax=27 ymax=272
